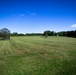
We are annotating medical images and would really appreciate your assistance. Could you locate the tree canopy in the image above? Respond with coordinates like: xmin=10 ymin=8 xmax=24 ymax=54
xmin=0 ymin=28 xmax=10 ymax=40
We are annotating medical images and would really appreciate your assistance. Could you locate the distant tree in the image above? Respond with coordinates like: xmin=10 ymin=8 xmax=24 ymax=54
xmin=43 ymin=30 xmax=56 ymax=38
xmin=0 ymin=28 xmax=10 ymax=40
xmin=26 ymin=33 xmax=43 ymax=36
xmin=58 ymin=30 xmax=76 ymax=38
xmin=12 ymin=32 xmax=18 ymax=36
xmin=45 ymin=33 xmax=48 ymax=38
xmin=44 ymin=30 xmax=50 ymax=36
xmin=50 ymin=31 xmax=55 ymax=36
xmin=43 ymin=31 xmax=48 ymax=38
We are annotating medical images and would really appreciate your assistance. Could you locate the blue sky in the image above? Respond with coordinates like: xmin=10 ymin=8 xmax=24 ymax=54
xmin=0 ymin=0 xmax=76 ymax=33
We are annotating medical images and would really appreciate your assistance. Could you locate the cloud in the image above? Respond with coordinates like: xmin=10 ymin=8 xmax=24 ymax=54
xmin=70 ymin=24 xmax=76 ymax=28
xmin=19 ymin=14 xmax=24 ymax=16
xmin=30 ymin=12 xmax=37 ymax=15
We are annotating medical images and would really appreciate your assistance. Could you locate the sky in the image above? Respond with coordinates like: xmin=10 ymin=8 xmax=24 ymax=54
xmin=0 ymin=0 xmax=76 ymax=33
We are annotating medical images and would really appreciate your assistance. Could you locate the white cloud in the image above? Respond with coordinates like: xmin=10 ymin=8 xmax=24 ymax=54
xmin=19 ymin=14 xmax=24 ymax=16
xmin=31 ymin=12 xmax=37 ymax=15
xmin=71 ymin=24 xmax=76 ymax=28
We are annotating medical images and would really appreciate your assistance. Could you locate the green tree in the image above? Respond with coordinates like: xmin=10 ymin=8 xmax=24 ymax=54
xmin=0 ymin=28 xmax=10 ymax=40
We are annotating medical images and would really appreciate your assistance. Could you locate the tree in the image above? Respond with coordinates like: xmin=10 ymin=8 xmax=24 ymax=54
xmin=45 ymin=33 xmax=48 ymax=38
xmin=44 ymin=30 xmax=50 ymax=37
xmin=43 ymin=30 xmax=56 ymax=38
xmin=12 ymin=32 xmax=18 ymax=36
xmin=0 ymin=28 xmax=10 ymax=40
xmin=58 ymin=30 xmax=76 ymax=38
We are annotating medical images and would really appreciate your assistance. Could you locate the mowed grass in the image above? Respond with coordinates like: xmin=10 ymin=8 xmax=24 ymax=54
xmin=0 ymin=36 xmax=76 ymax=75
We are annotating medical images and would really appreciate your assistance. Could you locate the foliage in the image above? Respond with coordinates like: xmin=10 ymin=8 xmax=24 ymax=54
xmin=0 ymin=28 xmax=10 ymax=40
xmin=10 ymin=30 xmax=76 ymax=38
xmin=26 ymin=33 xmax=43 ymax=36
xmin=11 ymin=33 xmax=43 ymax=36
xmin=43 ymin=30 xmax=57 ymax=37
xmin=58 ymin=30 xmax=76 ymax=38
xmin=11 ymin=32 xmax=25 ymax=36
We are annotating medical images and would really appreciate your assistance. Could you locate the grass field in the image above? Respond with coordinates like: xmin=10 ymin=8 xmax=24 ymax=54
xmin=0 ymin=36 xmax=76 ymax=75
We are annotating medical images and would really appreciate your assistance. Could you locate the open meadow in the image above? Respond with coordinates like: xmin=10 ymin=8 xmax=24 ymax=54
xmin=0 ymin=36 xmax=76 ymax=75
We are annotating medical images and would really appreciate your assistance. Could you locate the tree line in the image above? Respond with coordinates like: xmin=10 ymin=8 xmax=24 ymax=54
xmin=11 ymin=30 xmax=76 ymax=38
xmin=0 ymin=28 xmax=76 ymax=40
xmin=10 ymin=31 xmax=57 ymax=36
xmin=43 ymin=30 xmax=76 ymax=38
xmin=58 ymin=30 xmax=76 ymax=38
xmin=11 ymin=32 xmax=43 ymax=36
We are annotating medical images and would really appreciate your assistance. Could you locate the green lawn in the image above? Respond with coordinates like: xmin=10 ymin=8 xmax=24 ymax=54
xmin=0 ymin=36 xmax=76 ymax=75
